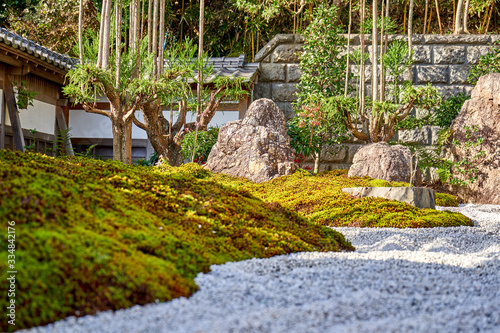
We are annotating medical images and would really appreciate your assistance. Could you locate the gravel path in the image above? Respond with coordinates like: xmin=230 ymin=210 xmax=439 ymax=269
xmin=26 ymin=204 xmax=500 ymax=333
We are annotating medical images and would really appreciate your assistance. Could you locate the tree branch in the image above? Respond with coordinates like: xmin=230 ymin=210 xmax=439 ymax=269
xmin=132 ymin=112 xmax=147 ymax=131
xmin=83 ymin=104 xmax=111 ymax=118
xmin=344 ymin=106 xmax=369 ymax=141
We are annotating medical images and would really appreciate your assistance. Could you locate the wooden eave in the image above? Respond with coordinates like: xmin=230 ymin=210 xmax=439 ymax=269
xmin=0 ymin=44 xmax=67 ymax=85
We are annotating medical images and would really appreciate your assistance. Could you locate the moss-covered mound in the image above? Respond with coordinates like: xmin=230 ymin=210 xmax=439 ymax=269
xmin=436 ymin=193 xmax=459 ymax=207
xmin=0 ymin=151 xmax=353 ymax=331
xmin=212 ymin=169 xmax=472 ymax=228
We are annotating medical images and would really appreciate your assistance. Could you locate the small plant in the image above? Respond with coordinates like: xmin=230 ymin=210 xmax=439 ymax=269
xmin=136 ymin=152 xmax=159 ymax=166
xmin=468 ymin=40 xmax=500 ymax=84
xmin=421 ymin=126 xmax=486 ymax=187
xmin=432 ymin=93 xmax=470 ymax=128
xmin=24 ymin=128 xmax=38 ymax=152
xmin=13 ymin=81 xmax=39 ymax=109
xmin=181 ymin=127 xmax=219 ymax=164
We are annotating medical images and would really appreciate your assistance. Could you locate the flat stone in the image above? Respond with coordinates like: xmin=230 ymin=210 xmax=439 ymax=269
xmin=260 ymin=63 xmax=286 ymax=82
xmin=424 ymin=34 xmax=491 ymax=45
xmin=342 ymin=187 xmax=436 ymax=209
xmin=398 ymin=128 xmax=429 ymax=145
xmin=434 ymin=46 xmax=466 ymax=64
xmin=275 ymin=102 xmax=295 ymax=120
xmin=416 ymin=66 xmax=448 ymax=84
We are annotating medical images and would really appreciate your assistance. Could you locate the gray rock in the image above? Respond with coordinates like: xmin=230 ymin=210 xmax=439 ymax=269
xmin=443 ymin=73 xmax=500 ymax=204
xmin=342 ymin=186 xmax=436 ymax=209
xmin=204 ymin=98 xmax=296 ymax=183
xmin=275 ymin=102 xmax=295 ymax=121
xmin=348 ymin=142 xmax=421 ymax=185
xmin=424 ymin=34 xmax=491 ymax=45
xmin=398 ymin=128 xmax=429 ymax=145
xmin=416 ymin=65 xmax=449 ymax=84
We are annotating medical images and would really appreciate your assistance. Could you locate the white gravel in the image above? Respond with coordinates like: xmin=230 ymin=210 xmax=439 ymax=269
xmin=25 ymin=204 xmax=500 ymax=333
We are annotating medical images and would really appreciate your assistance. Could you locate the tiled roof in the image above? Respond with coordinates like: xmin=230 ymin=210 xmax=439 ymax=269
xmin=0 ymin=27 xmax=77 ymax=71
xmin=196 ymin=54 xmax=261 ymax=83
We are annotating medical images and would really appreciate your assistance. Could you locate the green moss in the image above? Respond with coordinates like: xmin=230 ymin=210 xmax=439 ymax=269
xmin=436 ymin=193 xmax=459 ymax=207
xmin=367 ymin=179 xmax=393 ymax=187
xmin=0 ymin=151 xmax=353 ymax=331
xmin=211 ymin=169 xmax=472 ymax=229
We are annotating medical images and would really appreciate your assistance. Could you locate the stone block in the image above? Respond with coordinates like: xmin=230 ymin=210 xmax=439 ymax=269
xmin=272 ymin=83 xmax=298 ymax=102
xmin=294 ymin=34 xmax=305 ymax=43
xmin=342 ymin=187 xmax=436 ymax=209
xmin=321 ymin=145 xmax=348 ymax=163
xmin=416 ymin=66 xmax=448 ymax=84
xmin=260 ymin=63 xmax=286 ymax=82
xmin=275 ymin=102 xmax=295 ymax=120
xmin=437 ymin=85 xmax=467 ymax=99
xmin=413 ymin=45 xmax=432 ymax=64
xmin=424 ymin=34 xmax=491 ymax=45
xmin=427 ymin=126 xmax=441 ymax=145
xmin=466 ymin=46 xmax=491 ymax=64
xmin=253 ymin=83 xmax=272 ymax=100
xmin=255 ymin=34 xmax=295 ymax=62
xmin=449 ymin=65 xmax=471 ymax=84
xmin=286 ymin=64 xmax=301 ymax=82
xmin=434 ymin=46 xmax=466 ymax=64
xmin=346 ymin=144 xmax=364 ymax=164
xmin=398 ymin=128 xmax=429 ymax=145
xmin=272 ymin=44 xmax=303 ymax=63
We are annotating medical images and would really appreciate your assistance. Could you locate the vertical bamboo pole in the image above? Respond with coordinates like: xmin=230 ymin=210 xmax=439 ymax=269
xmin=372 ymin=0 xmax=378 ymax=103
xmin=434 ymin=0 xmax=443 ymax=34
xmin=159 ymin=0 xmax=165 ymax=76
xmin=345 ymin=0 xmax=352 ymax=97
xmin=192 ymin=0 xmax=205 ymax=162
xmin=115 ymin=0 xmax=122 ymax=89
xmin=424 ymin=0 xmax=429 ymax=34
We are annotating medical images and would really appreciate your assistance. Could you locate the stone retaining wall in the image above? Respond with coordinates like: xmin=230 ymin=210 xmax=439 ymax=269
xmin=253 ymin=33 xmax=499 ymax=174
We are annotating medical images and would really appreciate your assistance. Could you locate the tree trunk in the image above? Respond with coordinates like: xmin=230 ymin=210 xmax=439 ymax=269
xmin=111 ymin=113 xmax=133 ymax=164
xmin=372 ymin=0 xmax=378 ymax=103
xmin=455 ymin=0 xmax=464 ymax=34
xmin=408 ymin=0 xmax=414 ymax=83
xmin=101 ymin=0 xmax=112 ymax=69
xmin=344 ymin=0 xmax=352 ymax=97
xmin=313 ymin=151 xmax=320 ymax=174
xmin=78 ymin=0 xmax=83 ymax=63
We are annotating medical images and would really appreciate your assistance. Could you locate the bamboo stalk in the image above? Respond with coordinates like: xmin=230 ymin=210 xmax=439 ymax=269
xmin=485 ymin=0 xmax=494 ymax=33
xmin=434 ymin=0 xmax=443 ymax=34
xmin=115 ymin=0 xmax=122 ymax=90
xmin=345 ymin=0 xmax=352 ymax=97
xmin=424 ymin=0 xmax=429 ymax=34
xmin=427 ymin=2 xmax=433 ymax=33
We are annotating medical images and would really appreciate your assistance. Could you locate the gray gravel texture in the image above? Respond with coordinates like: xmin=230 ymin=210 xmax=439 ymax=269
xmin=24 ymin=204 xmax=500 ymax=333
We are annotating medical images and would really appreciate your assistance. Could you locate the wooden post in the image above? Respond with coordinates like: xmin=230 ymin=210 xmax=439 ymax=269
xmin=238 ymin=95 xmax=250 ymax=120
xmin=3 ymin=70 xmax=25 ymax=152
xmin=0 ymin=90 xmax=5 ymax=149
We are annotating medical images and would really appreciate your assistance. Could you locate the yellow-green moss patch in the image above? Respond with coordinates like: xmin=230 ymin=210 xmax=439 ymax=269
xmin=436 ymin=193 xmax=459 ymax=207
xmin=211 ymin=169 xmax=472 ymax=229
xmin=0 ymin=151 xmax=352 ymax=331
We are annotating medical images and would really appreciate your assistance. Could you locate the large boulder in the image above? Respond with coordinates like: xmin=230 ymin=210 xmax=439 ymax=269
xmin=443 ymin=73 xmax=500 ymax=204
xmin=348 ymin=142 xmax=421 ymax=185
xmin=204 ymin=98 xmax=296 ymax=183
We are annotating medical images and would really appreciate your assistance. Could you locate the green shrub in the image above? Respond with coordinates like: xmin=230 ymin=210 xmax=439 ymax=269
xmin=468 ymin=40 xmax=500 ymax=84
xmin=436 ymin=193 xmax=459 ymax=207
xmin=433 ymin=93 xmax=470 ymax=128
xmin=181 ymin=127 xmax=219 ymax=164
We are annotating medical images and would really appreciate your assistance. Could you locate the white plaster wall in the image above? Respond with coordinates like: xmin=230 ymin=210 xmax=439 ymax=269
xmin=69 ymin=108 xmax=239 ymax=139
xmin=1 ymin=91 xmax=55 ymax=135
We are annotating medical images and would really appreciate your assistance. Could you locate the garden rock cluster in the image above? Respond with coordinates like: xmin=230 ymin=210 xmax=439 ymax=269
xmin=348 ymin=142 xmax=421 ymax=185
xmin=204 ymin=98 xmax=296 ymax=183
xmin=444 ymin=73 xmax=500 ymax=204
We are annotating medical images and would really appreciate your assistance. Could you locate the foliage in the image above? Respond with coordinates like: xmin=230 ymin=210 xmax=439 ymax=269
xmin=436 ymin=193 xmax=459 ymax=207
xmin=181 ymin=127 xmax=219 ymax=164
xmin=211 ymin=169 xmax=473 ymax=228
xmin=6 ymin=0 xmax=99 ymax=56
xmin=432 ymin=93 xmax=471 ymax=128
xmin=13 ymin=81 xmax=39 ymax=109
xmin=23 ymin=128 xmax=38 ymax=152
xmin=290 ymin=3 xmax=349 ymax=168
xmin=469 ymin=40 xmax=500 ymax=84
xmin=0 ymin=150 xmax=353 ymax=331
xmin=136 ymin=152 xmax=159 ymax=167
